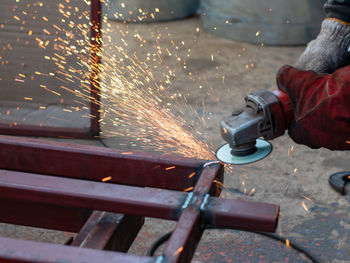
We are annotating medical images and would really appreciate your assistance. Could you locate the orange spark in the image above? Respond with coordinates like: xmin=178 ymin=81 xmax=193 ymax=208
xmin=285 ymin=239 xmax=290 ymax=247
xmin=174 ymin=246 xmax=184 ymax=256
xmin=102 ymin=176 xmax=112 ymax=182
xmin=188 ymin=172 xmax=196 ymax=178
xmin=301 ymin=201 xmax=309 ymax=212
xmin=184 ymin=186 xmax=194 ymax=192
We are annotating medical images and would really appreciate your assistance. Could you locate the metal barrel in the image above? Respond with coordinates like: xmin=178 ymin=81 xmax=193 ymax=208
xmin=200 ymin=0 xmax=325 ymax=45
xmin=105 ymin=0 xmax=199 ymax=23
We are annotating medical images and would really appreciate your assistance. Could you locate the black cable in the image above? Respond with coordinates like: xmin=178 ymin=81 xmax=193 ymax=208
xmin=147 ymin=228 xmax=322 ymax=263
xmin=97 ymin=138 xmax=110 ymax=148
xmin=147 ymin=231 xmax=173 ymax=257
xmin=252 ymin=231 xmax=322 ymax=263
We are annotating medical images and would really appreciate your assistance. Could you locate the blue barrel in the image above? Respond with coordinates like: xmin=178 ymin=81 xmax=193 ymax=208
xmin=200 ymin=0 xmax=325 ymax=45
xmin=106 ymin=0 xmax=199 ymax=22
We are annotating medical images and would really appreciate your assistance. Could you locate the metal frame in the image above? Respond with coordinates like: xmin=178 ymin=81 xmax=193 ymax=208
xmin=0 ymin=135 xmax=279 ymax=263
xmin=0 ymin=0 xmax=102 ymax=138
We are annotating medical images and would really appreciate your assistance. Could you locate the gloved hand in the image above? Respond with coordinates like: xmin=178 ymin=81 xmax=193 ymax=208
xmin=277 ymin=65 xmax=350 ymax=150
xmin=295 ymin=18 xmax=350 ymax=73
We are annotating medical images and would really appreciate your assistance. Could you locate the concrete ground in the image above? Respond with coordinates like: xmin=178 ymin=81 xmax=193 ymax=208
xmin=1 ymin=16 xmax=350 ymax=263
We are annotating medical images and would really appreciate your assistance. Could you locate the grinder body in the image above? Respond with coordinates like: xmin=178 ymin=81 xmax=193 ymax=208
xmin=220 ymin=90 xmax=293 ymax=160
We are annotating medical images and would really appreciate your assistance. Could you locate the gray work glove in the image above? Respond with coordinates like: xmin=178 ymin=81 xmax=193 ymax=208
xmin=295 ymin=18 xmax=350 ymax=73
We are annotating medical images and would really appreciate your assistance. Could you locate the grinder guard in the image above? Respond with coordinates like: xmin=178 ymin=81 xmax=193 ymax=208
xmin=221 ymin=90 xmax=292 ymax=150
xmin=218 ymin=90 xmax=293 ymax=164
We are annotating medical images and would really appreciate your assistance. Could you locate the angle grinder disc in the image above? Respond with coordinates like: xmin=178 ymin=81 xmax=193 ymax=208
xmin=216 ymin=139 xmax=272 ymax=165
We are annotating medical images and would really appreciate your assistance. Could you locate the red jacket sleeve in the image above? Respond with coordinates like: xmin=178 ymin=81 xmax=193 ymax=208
xmin=277 ymin=65 xmax=350 ymax=150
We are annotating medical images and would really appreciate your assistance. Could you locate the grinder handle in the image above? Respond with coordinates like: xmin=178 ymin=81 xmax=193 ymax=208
xmin=272 ymin=90 xmax=294 ymax=131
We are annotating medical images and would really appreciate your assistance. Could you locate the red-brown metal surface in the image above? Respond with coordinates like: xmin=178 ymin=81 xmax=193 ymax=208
xmin=206 ymin=197 xmax=279 ymax=232
xmin=0 ymin=136 xmax=280 ymax=263
xmin=0 ymin=198 xmax=91 ymax=232
xmin=164 ymin=207 xmax=203 ymax=263
xmin=0 ymin=237 xmax=153 ymax=263
xmin=0 ymin=0 xmax=101 ymax=138
xmin=71 ymin=211 xmax=144 ymax=252
xmin=0 ymin=169 xmax=185 ymax=220
xmin=0 ymin=135 xmax=206 ymax=191
xmin=89 ymin=0 xmax=102 ymax=136
xmin=163 ymin=164 xmax=221 ymax=263
xmin=0 ymin=124 xmax=92 ymax=139
xmin=0 ymin=168 xmax=278 ymax=231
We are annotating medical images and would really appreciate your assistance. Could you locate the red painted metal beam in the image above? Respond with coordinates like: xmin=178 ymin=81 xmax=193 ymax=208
xmin=89 ymin=0 xmax=102 ymax=136
xmin=0 ymin=168 xmax=278 ymax=232
xmin=163 ymin=164 xmax=220 ymax=263
xmin=0 ymin=135 xmax=207 ymax=191
xmin=0 ymin=237 xmax=152 ymax=263
xmin=0 ymin=169 xmax=186 ymax=220
xmin=206 ymin=197 xmax=279 ymax=233
xmin=0 ymin=161 xmax=279 ymax=263
xmin=71 ymin=211 xmax=144 ymax=252
xmin=0 ymin=124 xmax=92 ymax=139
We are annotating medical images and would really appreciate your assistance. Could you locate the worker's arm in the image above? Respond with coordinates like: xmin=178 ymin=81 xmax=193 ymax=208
xmin=294 ymin=0 xmax=350 ymax=74
xmin=277 ymin=65 xmax=350 ymax=150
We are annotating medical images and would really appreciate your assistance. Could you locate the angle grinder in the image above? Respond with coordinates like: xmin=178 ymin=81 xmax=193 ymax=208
xmin=216 ymin=90 xmax=294 ymax=165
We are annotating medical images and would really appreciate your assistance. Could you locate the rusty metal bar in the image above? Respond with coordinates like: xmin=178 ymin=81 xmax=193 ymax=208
xmin=0 ymin=169 xmax=186 ymax=220
xmin=0 ymin=236 xmax=152 ymax=263
xmin=71 ymin=211 xmax=144 ymax=252
xmin=162 ymin=163 xmax=279 ymax=263
xmin=0 ymin=198 xmax=91 ymax=232
xmin=0 ymin=146 xmax=279 ymax=263
xmin=205 ymin=197 xmax=279 ymax=232
xmin=163 ymin=207 xmax=203 ymax=263
xmin=0 ymin=124 xmax=92 ymax=139
xmin=89 ymin=0 xmax=102 ymax=136
xmin=0 ymin=135 xmax=207 ymax=191
xmin=163 ymin=164 xmax=221 ymax=263
xmin=0 ymin=168 xmax=278 ymax=231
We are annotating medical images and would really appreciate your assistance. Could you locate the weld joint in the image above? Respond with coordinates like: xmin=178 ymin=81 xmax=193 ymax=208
xmin=181 ymin=192 xmax=194 ymax=210
xmin=203 ymin=161 xmax=220 ymax=168
xmin=154 ymin=256 xmax=164 ymax=263
xmin=200 ymin=194 xmax=210 ymax=212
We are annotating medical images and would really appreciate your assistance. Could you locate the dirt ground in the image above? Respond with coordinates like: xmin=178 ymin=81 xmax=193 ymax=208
xmin=1 ymin=16 xmax=350 ymax=263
